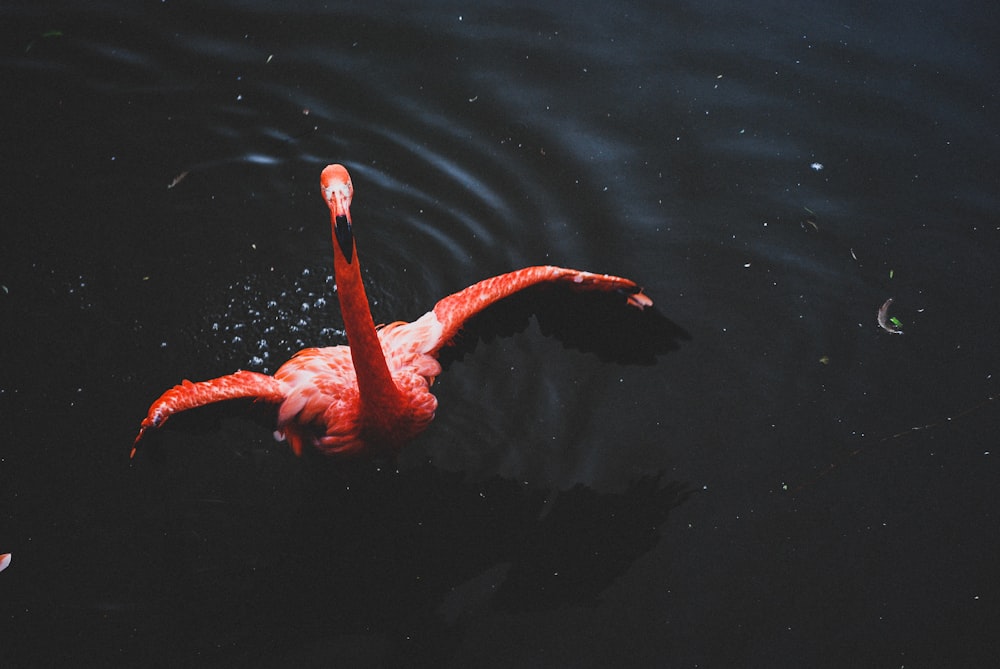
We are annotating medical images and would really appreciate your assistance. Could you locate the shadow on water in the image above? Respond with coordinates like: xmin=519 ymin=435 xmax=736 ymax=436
xmin=235 ymin=459 xmax=690 ymax=666
xmin=37 ymin=281 xmax=694 ymax=666
xmin=439 ymin=283 xmax=691 ymax=369
xmin=441 ymin=285 xmax=691 ymax=368
xmin=29 ymin=445 xmax=690 ymax=667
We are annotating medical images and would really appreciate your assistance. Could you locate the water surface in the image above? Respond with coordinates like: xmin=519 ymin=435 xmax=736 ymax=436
xmin=2 ymin=1 xmax=998 ymax=665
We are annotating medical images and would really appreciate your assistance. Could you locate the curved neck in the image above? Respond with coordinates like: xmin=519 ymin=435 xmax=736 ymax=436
xmin=333 ymin=225 xmax=401 ymax=409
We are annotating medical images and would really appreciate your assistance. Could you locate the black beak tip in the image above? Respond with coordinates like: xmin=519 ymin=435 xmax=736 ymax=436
xmin=335 ymin=215 xmax=354 ymax=263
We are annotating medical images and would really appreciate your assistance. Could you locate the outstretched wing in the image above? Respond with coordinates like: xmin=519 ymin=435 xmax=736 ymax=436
xmin=133 ymin=370 xmax=288 ymax=454
xmin=426 ymin=265 xmax=651 ymax=356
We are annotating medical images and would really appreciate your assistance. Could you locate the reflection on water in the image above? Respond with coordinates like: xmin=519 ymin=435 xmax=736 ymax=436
xmin=3 ymin=0 xmax=999 ymax=666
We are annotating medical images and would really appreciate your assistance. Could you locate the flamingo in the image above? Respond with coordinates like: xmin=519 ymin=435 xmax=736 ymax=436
xmin=133 ymin=164 xmax=652 ymax=458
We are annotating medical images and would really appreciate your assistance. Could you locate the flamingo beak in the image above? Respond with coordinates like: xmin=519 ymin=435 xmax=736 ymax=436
xmin=335 ymin=214 xmax=354 ymax=264
xmin=321 ymin=164 xmax=355 ymax=263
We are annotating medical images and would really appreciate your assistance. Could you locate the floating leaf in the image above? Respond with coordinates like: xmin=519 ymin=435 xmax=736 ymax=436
xmin=877 ymin=298 xmax=904 ymax=334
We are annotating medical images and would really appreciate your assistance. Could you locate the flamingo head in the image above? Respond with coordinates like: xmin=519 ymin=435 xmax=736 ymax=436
xmin=321 ymin=164 xmax=355 ymax=263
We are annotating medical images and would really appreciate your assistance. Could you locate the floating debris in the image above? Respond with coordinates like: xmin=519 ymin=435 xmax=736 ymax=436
xmin=801 ymin=206 xmax=819 ymax=232
xmin=167 ymin=170 xmax=189 ymax=189
xmin=810 ymin=162 xmax=824 ymax=171
xmin=0 ymin=553 xmax=10 ymax=573
xmin=25 ymin=30 xmax=63 ymax=53
xmin=877 ymin=298 xmax=904 ymax=334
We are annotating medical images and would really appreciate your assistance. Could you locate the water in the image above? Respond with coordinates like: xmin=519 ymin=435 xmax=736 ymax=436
xmin=2 ymin=1 xmax=998 ymax=665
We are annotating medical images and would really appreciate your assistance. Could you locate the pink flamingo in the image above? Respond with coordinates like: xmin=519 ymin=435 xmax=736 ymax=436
xmin=133 ymin=164 xmax=652 ymax=458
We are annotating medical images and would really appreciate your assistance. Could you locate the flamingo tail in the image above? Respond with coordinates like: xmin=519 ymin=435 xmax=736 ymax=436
xmin=132 ymin=370 xmax=287 ymax=456
xmin=430 ymin=265 xmax=651 ymax=350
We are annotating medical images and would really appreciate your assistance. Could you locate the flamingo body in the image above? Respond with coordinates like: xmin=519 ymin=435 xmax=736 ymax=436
xmin=133 ymin=165 xmax=651 ymax=458
xmin=273 ymin=312 xmax=442 ymax=455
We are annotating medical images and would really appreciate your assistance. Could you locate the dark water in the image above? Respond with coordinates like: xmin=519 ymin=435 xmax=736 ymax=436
xmin=2 ymin=1 xmax=999 ymax=665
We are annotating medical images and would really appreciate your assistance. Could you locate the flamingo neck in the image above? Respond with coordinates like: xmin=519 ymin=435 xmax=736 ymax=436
xmin=333 ymin=231 xmax=402 ymax=410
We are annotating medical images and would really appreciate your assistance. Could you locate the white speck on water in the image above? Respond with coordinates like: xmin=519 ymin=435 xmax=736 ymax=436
xmin=810 ymin=162 xmax=824 ymax=171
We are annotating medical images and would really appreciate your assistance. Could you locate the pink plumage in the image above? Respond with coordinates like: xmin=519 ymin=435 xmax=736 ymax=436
xmin=133 ymin=164 xmax=651 ymax=458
